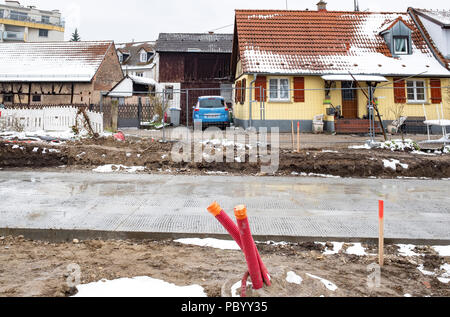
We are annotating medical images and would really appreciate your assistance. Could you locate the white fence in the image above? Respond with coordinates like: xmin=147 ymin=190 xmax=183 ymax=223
xmin=0 ymin=107 xmax=103 ymax=133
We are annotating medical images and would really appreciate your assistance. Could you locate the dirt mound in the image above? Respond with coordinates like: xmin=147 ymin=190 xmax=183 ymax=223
xmin=0 ymin=142 xmax=67 ymax=168
xmin=0 ymin=236 xmax=448 ymax=298
xmin=1 ymin=137 xmax=450 ymax=179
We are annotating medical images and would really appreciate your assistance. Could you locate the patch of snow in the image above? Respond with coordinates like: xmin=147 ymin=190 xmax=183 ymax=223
xmin=231 ymin=280 xmax=252 ymax=298
xmin=291 ymin=172 xmax=341 ymax=178
xmin=443 ymin=146 xmax=450 ymax=154
xmin=321 ymin=242 xmax=344 ymax=255
xmin=417 ymin=265 xmax=436 ymax=276
xmin=346 ymin=243 xmax=367 ymax=256
xmin=174 ymin=238 xmax=240 ymax=251
xmin=412 ymin=151 xmax=436 ymax=156
xmin=261 ymin=241 xmax=290 ymax=246
xmin=205 ymin=171 xmax=229 ymax=175
xmin=73 ymin=276 xmax=207 ymax=297
xmin=286 ymin=272 xmax=303 ymax=285
xmin=383 ymin=159 xmax=409 ymax=170
xmin=397 ymin=244 xmax=419 ymax=257
xmin=380 ymin=139 xmax=419 ymax=152
xmin=305 ymin=273 xmax=338 ymax=292
xmin=437 ymin=277 xmax=450 ymax=284
xmin=349 ymin=144 xmax=371 ymax=150
xmin=126 ymin=153 xmax=131 ymax=157
xmin=92 ymin=165 xmax=145 ymax=174
xmin=432 ymin=246 xmax=450 ymax=257
xmin=322 ymin=150 xmax=338 ymax=153
xmin=404 ymin=294 xmax=412 ymax=297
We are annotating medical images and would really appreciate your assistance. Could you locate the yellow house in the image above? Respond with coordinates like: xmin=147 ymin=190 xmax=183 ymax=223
xmin=231 ymin=8 xmax=450 ymax=133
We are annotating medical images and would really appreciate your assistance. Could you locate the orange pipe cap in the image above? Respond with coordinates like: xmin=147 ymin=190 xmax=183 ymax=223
xmin=234 ymin=205 xmax=248 ymax=220
xmin=207 ymin=202 xmax=222 ymax=217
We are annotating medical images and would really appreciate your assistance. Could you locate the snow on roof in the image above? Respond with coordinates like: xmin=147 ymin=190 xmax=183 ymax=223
xmin=235 ymin=10 xmax=450 ymax=77
xmin=416 ymin=9 xmax=450 ymax=26
xmin=128 ymin=75 xmax=158 ymax=87
xmin=156 ymin=33 xmax=233 ymax=53
xmin=0 ymin=41 xmax=113 ymax=82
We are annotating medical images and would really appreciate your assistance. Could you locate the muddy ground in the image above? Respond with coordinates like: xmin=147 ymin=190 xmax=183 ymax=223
xmin=1 ymin=136 xmax=449 ymax=179
xmin=0 ymin=236 xmax=448 ymax=297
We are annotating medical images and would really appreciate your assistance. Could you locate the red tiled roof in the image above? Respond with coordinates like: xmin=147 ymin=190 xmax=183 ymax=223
xmin=234 ymin=10 xmax=450 ymax=76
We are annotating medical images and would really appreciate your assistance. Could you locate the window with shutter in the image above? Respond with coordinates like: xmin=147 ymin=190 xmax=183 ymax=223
xmin=235 ymin=81 xmax=241 ymax=104
xmin=255 ymin=76 xmax=267 ymax=102
xmin=393 ymin=78 xmax=406 ymax=103
xmin=430 ymin=79 xmax=442 ymax=104
xmin=293 ymin=77 xmax=305 ymax=102
xmin=241 ymin=79 xmax=246 ymax=104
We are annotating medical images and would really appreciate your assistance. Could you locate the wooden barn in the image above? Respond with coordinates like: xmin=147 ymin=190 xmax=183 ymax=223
xmin=154 ymin=33 xmax=233 ymax=125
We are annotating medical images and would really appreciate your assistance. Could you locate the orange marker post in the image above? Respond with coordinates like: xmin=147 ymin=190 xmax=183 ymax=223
xmin=379 ymin=200 xmax=384 ymax=267
xmin=291 ymin=121 xmax=295 ymax=152
xmin=234 ymin=205 xmax=264 ymax=290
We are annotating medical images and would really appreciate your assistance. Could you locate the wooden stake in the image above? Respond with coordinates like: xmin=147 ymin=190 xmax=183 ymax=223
xmin=379 ymin=200 xmax=384 ymax=267
xmin=297 ymin=122 xmax=300 ymax=153
xmin=291 ymin=121 xmax=295 ymax=152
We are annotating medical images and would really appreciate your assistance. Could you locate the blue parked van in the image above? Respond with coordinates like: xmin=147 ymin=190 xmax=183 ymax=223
xmin=193 ymin=96 xmax=231 ymax=128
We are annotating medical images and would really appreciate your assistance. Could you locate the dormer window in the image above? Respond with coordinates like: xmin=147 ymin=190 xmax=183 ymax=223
xmin=140 ymin=50 xmax=148 ymax=63
xmin=380 ymin=17 xmax=413 ymax=56
xmin=118 ymin=52 xmax=123 ymax=63
xmin=394 ymin=37 xmax=408 ymax=55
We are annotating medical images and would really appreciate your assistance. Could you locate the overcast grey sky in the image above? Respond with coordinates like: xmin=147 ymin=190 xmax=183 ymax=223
xmin=9 ymin=0 xmax=450 ymax=42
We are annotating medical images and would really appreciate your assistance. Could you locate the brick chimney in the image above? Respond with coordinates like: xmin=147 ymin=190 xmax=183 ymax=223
xmin=317 ymin=0 xmax=327 ymax=11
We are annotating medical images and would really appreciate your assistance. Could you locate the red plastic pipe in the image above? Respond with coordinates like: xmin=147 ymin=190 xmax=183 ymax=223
xmin=234 ymin=205 xmax=264 ymax=290
xmin=207 ymin=202 xmax=271 ymax=286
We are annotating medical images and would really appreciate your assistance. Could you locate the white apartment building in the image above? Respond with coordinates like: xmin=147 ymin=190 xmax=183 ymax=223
xmin=0 ymin=0 xmax=64 ymax=42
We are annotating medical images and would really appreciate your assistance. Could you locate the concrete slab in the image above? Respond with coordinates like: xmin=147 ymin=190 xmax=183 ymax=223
xmin=0 ymin=171 xmax=449 ymax=244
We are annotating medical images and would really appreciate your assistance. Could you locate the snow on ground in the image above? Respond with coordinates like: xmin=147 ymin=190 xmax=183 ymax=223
xmin=205 ymin=171 xmax=229 ymax=175
xmin=320 ymin=242 xmax=344 ymax=255
xmin=174 ymin=238 xmax=241 ymax=251
xmin=92 ymin=165 xmax=145 ymax=173
xmin=380 ymin=140 xmax=419 ymax=152
xmin=73 ymin=276 xmax=207 ymax=297
xmin=291 ymin=172 xmax=341 ymax=179
xmin=305 ymin=273 xmax=338 ymax=291
xmin=383 ymin=159 xmax=409 ymax=171
xmin=345 ymin=243 xmax=368 ymax=256
xmin=286 ymin=271 xmax=303 ymax=285
xmin=397 ymin=244 xmax=420 ymax=257
xmin=433 ymin=246 xmax=450 ymax=257
xmin=322 ymin=150 xmax=339 ymax=153
xmin=0 ymin=130 xmax=112 ymax=141
xmin=444 ymin=146 xmax=450 ymax=154
xmin=417 ymin=263 xmax=450 ymax=284
xmin=231 ymin=280 xmax=252 ymax=298
xmin=349 ymin=144 xmax=371 ymax=150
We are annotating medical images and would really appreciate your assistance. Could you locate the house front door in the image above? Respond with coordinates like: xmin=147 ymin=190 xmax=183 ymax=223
xmin=341 ymin=81 xmax=358 ymax=119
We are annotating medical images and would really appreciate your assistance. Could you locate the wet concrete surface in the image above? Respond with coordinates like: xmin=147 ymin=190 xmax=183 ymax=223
xmin=0 ymin=171 xmax=449 ymax=243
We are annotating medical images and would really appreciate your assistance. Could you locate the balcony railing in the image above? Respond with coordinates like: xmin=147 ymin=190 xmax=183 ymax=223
xmin=0 ymin=11 xmax=65 ymax=28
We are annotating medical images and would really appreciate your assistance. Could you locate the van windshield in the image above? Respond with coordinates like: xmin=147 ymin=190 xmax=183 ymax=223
xmin=199 ymin=98 xmax=225 ymax=109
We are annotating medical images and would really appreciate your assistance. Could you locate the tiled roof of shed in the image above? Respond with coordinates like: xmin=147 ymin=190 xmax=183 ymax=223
xmin=235 ymin=10 xmax=450 ymax=76
xmin=0 ymin=41 xmax=114 ymax=82
xmin=156 ymin=33 xmax=233 ymax=53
